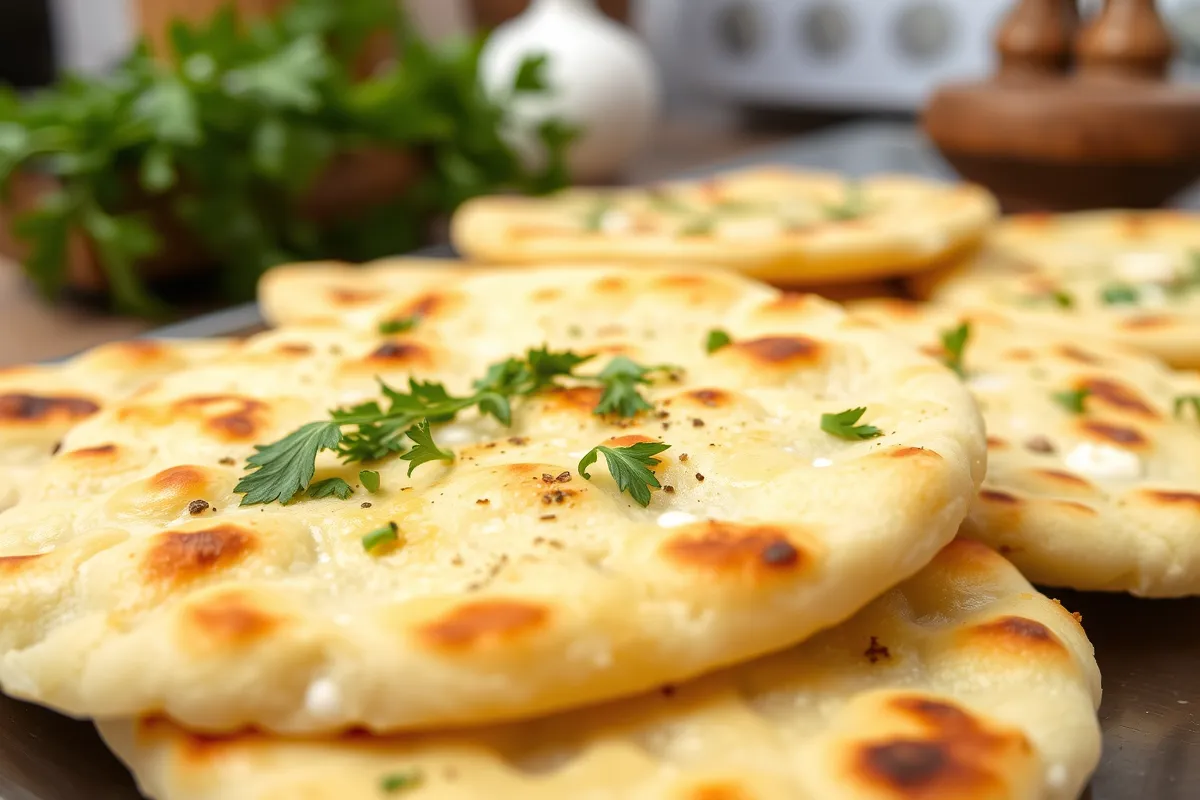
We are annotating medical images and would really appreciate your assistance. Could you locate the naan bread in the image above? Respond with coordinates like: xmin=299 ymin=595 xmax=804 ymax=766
xmin=0 ymin=339 xmax=232 ymax=510
xmin=850 ymin=299 xmax=1200 ymax=596
xmin=450 ymin=168 xmax=997 ymax=285
xmin=98 ymin=540 xmax=1102 ymax=800
xmin=0 ymin=267 xmax=984 ymax=733
xmin=913 ymin=211 xmax=1200 ymax=368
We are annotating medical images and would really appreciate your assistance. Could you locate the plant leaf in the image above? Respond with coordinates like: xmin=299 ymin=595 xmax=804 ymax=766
xmin=307 ymin=476 xmax=353 ymax=499
xmin=399 ymin=420 xmax=454 ymax=476
xmin=236 ymin=421 xmax=344 ymax=505
xmin=820 ymin=407 xmax=883 ymax=440
xmin=706 ymin=329 xmax=732 ymax=354
xmin=577 ymin=441 xmax=670 ymax=507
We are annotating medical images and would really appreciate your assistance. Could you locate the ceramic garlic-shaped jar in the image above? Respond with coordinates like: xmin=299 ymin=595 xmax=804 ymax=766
xmin=480 ymin=0 xmax=662 ymax=184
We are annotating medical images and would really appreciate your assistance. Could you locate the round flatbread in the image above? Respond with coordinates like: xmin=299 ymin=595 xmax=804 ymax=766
xmin=913 ymin=211 xmax=1200 ymax=368
xmin=0 ymin=266 xmax=984 ymax=733
xmin=849 ymin=299 xmax=1200 ymax=596
xmin=450 ymin=167 xmax=997 ymax=285
xmin=0 ymin=339 xmax=232 ymax=511
xmin=98 ymin=540 xmax=1102 ymax=800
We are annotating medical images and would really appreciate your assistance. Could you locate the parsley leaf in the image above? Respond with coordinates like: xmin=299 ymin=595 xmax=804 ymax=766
xmin=820 ymin=407 xmax=883 ymax=440
xmin=678 ymin=217 xmax=715 ymax=237
xmin=236 ymin=421 xmax=343 ymax=506
xmin=379 ymin=317 xmax=418 ymax=335
xmin=1052 ymin=388 xmax=1091 ymax=415
xmin=823 ymin=183 xmax=867 ymax=221
xmin=593 ymin=356 xmax=667 ymax=418
xmin=359 ymin=469 xmax=380 ymax=493
xmin=1174 ymin=394 xmax=1200 ymax=422
xmin=1100 ymin=283 xmax=1140 ymax=306
xmin=511 ymin=53 xmax=549 ymax=93
xmin=939 ymin=322 xmax=971 ymax=378
xmin=307 ymin=477 xmax=353 ymax=500
xmin=578 ymin=441 xmax=670 ymax=507
xmin=362 ymin=521 xmax=399 ymax=553
xmin=1022 ymin=288 xmax=1074 ymax=309
xmin=399 ymin=420 xmax=455 ymax=476
xmin=706 ymin=329 xmax=732 ymax=354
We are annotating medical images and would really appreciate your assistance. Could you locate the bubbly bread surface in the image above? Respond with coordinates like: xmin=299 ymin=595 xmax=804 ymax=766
xmin=915 ymin=210 xmax=1200 ymax=368
xmin=0 ymin=266 xmax=984 ymax=733
xmin=850 ymin=299 xmax=1200 ymax=596
xmin=0 ymin=339 xmax=232 ymax=510
xmin=99 ymin=540 xmax=1102 ymax=800
xmin=449 ymin=167 xmax=997 ymax=285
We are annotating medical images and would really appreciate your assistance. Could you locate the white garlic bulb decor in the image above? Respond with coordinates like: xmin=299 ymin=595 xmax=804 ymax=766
xmin=479 ymin=0 xmax=662 ymax=184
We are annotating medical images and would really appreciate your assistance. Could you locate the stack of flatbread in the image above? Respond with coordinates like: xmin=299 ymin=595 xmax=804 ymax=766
xmin=0 ymin=243 xmax=1107 ymax=798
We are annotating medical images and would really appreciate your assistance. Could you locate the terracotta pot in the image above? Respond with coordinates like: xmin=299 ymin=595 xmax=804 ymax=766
xmin=0 ymin=148 xmax=422 ymax=294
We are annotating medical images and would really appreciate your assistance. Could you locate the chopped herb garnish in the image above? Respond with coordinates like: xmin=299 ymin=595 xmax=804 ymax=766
xmin=939 ymin=322 xmax=971 ymax=378
xmin=822 ymin=183 xmax=866 ymax=221
xmin=1100 ymin=283 xmax=1140 ymax=306
xmin=578 ymin=441 xmax=671 ymax=507
xmin=379 ymin=317 xmax=418 ymax=335
xmin=1167 ymin=253 xmax=1200 ymax=297
xmin=362 ymin=521 xmax=399 ymax=553
xmin=678 ymin=217 xmax=716 ymax=237
xmin=399 ymin=420 xmax=455 ymax=476
xmin=1021 ymin=288 xmax=1075 ymax=309
xmin=1052 ymin=388 xmax=1091 ymax=415
xmin=236 ymin=347 xmax=683 ymax=506
xmin=593 ymin=355 xmax=674 ymax=418
xmin=359 ymin=469 xmax=380 ymax=493
xmin=1174 ymin=394 xmax=1200 ymax=422
xmin=307 ymin=477 xmax=353 ymax=500
xmin=583 ymin=199 xmax=613 ymax=232
xmin=706 ymin=329 xmax=732 ymax=354
xmin=646 ymin=188 xmax=691 ymax=214
xmin=820 ymin=407 xmax=883 ymax=440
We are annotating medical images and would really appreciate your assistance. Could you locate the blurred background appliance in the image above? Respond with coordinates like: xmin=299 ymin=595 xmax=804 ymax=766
xmin=676 ymin=0 xmax=1200 ymax=112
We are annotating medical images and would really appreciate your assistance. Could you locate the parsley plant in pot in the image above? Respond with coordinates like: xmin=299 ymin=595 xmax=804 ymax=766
xmin=0 ymin=0 xmax=573 ymax=316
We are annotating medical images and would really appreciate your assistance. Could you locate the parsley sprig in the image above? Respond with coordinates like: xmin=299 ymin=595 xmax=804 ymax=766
xmin=1052 ymin=388 xmax=1091 ymax=415
xmin=1174 ymin=394 xmax=1200 ymax=422
xmin=235 ymin=348 xmax=677 ymax=506
xmin=380 ymin=770 xmax=423 ymax=792
xmin=578 ymin=441 xmax=671 ymax=507
xmin=706 ymin=329 xmax=732 ymax=354
xmin=939 ymin=322 xmax=971 ymax=378
xmin=821 ymin=407 xmax=883 ymax=440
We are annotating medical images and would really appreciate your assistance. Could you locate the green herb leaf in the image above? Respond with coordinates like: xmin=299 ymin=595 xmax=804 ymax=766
xmin=593 ymin=355 xmax=670 ymax=418
xmin=307 ymin=477 xmax=353 ymax=500
xmin=706 ymin=329 xmax=732 ymax=354
xmin=1052 ymin=388 xmax=1091 ymax=415
xmin=939 ymin=322 xmax=971 ymax=378
xmin=379 ymin=316 xmax=418 ymax=335
xmin=1174 ymin=394 xmax=1200 ymax=422
xmin=399 ymin=420 xmax=455 ymax=477
xmin=1100 ymin=283 xmax=1140 ymax=306
xmin=823 ymin=183 xmax=867 ymax=221
xmin=578 ymin=441 xmax=671 ymax=507
xmin=511 ymin=53 xmax=550 ymax=93
xmin=583 ymin=199 xmax=613 ymax=232
xmin=1021 ymin=288 xmax=1075 ymax=309
xmin=237 ymin=421 xmax=344 ymax=506
xmin=678 ymin=217 xmax=715 ymax=237
xmin=820 ymin=407 xmax=883 ymax=440
xmin=362 ymin=521 xmax=399 ymax=553
xmin=359 ymin=469 xmax=380 ymax=493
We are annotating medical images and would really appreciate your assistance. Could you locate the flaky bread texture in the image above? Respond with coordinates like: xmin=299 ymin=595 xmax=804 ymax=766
xmin=0 ymin=267 xmax=984 ymax=733
xmin=448 ymin=168 xmax=997 ymax=285
xmin=99 ymin=540 xmax=1101 ymax=800
xmin=851 ymin=299 xmax=1200 ymax=596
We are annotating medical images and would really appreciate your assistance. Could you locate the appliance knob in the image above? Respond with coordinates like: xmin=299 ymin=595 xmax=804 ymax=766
xmin=716 ymin=1 xmax=760 ymax=58
xmin=800 ymin=3 xmax=854 ymax=59
xmin=895 ymin=2 xmax=954 ymax=62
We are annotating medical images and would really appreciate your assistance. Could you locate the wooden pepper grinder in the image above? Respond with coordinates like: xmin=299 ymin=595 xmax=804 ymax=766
xmin=995 ymin=0 xmax=1079 ymax=78
xmin=922 ymin=0 xmax=1200 ymax=211
xmin=1076 ymin=0 xmax=1175 ymax=80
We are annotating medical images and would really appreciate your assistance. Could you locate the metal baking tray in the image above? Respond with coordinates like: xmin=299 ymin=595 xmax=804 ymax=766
xmin=2 ymin=122 xmax=1197 ymax=800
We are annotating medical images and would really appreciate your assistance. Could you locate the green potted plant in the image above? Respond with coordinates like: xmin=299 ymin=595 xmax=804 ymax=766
xmin=0 ymin=0 xmax=573 ymax=316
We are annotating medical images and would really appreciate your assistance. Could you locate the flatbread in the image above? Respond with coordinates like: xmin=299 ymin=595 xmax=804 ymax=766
xmin=98 ymin=540 xmax=1102 ymax=800
xmin=449 ymin=168 xmax=997 ymax=285
xmin=0 ymin=266 xmax=984 ymax=733
xmin=913 ymin=211 xmax=1200 ymax=368
xmin=849 ymin=299 xmax=1200 ymax=596
xmin=0 ymin=339 xmax=233 ymax=510
xmin=257 ymin=259 xmax=908 ymax=331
